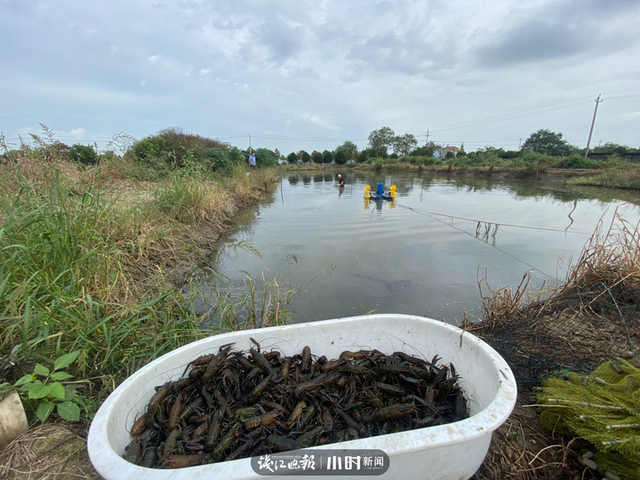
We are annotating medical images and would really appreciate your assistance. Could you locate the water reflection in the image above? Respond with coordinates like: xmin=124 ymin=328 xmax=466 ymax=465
xmin=566 ymin=200 xmax=577 ymax=231
xmin=205 ymin=172 xmax=640 ymax=325
xmin=475 ymin=222 xmax=499 ymax=246
xmin=364 ymin=198 xmax=396 ymax=211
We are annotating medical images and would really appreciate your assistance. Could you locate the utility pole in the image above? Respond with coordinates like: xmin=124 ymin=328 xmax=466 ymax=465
xmin=585 ymin=94 xmax=602 ymax=158
xmin=425 ymin=129 xmax=430 ymax=146
xmin=248 ymin=133 xmax=252 ymax=153
xmin=518 ymin=137 xmax=523 ymax=150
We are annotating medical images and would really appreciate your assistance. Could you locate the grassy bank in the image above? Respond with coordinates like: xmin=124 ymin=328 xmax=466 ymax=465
xmin=0 ymin=140 xmax=290 ymax=421
xmin=468 ymin=215 xmax=640 ymax=479
xmin=284 ymin=151 xmax=640 ymax=187
xmin=2 ymin=129 xmax=639 ymax=477
xmin=569 ymin=169 xmax=640 ymax=190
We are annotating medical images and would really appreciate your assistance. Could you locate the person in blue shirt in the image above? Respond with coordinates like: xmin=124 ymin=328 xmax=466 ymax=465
xmin=248 ymin=152 xmax=256 ymax=169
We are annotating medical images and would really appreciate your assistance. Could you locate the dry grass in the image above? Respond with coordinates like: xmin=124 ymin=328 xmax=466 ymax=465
xmin=474 ymin=212 xmax=640 ymax=333
xmin=0 ymin=155 xmax=84 ymax=197
xmin=476 ymin=270 xmax=549 ymax=330
xmin=563 ymin=213 xmax=640 ymax=294
xmin=469 ymin=213 xmax=640 ymax=479
xmin=474 ymin=399 xmax=586 ymax=480
xmin=0 ymin=424 xmax=99 ymax=479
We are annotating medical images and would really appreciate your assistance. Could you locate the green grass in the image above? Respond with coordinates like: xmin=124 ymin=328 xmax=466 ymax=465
xmin=354 ymin=152 xmax=636 ymax=172
xmin=568 ymin=169 xmax=640 ymax=190
xmin=0 ymin=175 xmax=203 ymax=377
xmin=0 ymin=149 xmax=288 ymax=415
xmin=154 ymin=173 xmax=212 ymax=224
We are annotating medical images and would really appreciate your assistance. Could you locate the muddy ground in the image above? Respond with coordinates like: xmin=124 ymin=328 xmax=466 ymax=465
xmin=4 ymin=290 xmax=633 ymax=480
xmin=472 ymin=282 xmax=639 ymax=479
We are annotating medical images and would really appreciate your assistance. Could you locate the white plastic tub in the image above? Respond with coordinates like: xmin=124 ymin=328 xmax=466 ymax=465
xmin=88 ymin=314 xmax=516 ymax=480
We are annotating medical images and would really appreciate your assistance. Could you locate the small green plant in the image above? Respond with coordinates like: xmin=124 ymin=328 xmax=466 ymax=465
xmin=13 ymin=350 xmax=85 ymax=422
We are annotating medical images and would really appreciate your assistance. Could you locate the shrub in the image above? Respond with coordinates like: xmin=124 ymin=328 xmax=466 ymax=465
xmin=228 ymin=147 xmax=245 ymax=164
xmin=559 ymin=154 xmax=601 ymax=169
xmin=408 ymin=156 xmax=439 ymax=166
xmin=357 ymin=151 xmax=369 ymax=163
xmin=256 ymin=148 xmax=279 ymax=167
xmin=287 ymin=152 xmax=298 ymax=164
xmin=128 ymin=127 xmax=229 ymax=174
xmin=520 ymin=150 xmax=556 ymax=166
xmin=207 ymin=148 xmax=232 ymax=172
xmin=334 ymin=151 xmax=347 ymax=165
xmin=131 ymin=137 xmax=168 ymax=167
xmin=68 ymin=144 xmax=99 ymax=166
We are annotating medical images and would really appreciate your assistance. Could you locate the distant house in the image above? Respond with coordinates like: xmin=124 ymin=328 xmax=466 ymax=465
xmin=440 ymin=146 xmax=459 ymax=159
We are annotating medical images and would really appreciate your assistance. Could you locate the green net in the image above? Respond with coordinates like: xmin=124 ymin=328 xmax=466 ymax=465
xmin=536 ymin=359 xmax=640 ymax=478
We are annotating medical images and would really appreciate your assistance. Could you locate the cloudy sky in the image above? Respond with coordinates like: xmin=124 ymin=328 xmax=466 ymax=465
xmin=1 ymin=0 xmax=639 ymax=154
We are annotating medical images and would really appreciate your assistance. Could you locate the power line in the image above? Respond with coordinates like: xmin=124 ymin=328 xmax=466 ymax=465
xmin=600 ymin=88 xmax=640 ymax=95
xmin=429 ymin=97 xmax=595 ymax=133
xmin=605 ymin=94 xmax=640 ymax=101
xmin=394 ymin=202 xmax=563 ymax=279
xmin=3 ymin=91 xmax=638 ymax=148
xmin=250 ymin=134 xmax=370 ymax=142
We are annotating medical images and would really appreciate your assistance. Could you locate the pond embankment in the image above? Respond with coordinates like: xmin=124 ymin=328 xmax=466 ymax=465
xmin=469 ymin=215 xmax=640 ymax=479
xmin=288 ymin=162 xmax=640 ymax=191
xmin=0 ymin=155 xmax=283 ymax=477
xmin=1 ymin=154 xmax=639 ymax=478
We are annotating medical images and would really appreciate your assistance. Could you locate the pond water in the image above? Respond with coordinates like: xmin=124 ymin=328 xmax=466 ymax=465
xmin=196 ymin=171 xmax=640 ymax=325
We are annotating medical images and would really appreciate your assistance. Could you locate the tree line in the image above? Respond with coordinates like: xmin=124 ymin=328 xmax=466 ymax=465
xmin=280 ymin=127 xmax=639 ymax=165
xmin=4 ymin=126 xmax=637 ymax=174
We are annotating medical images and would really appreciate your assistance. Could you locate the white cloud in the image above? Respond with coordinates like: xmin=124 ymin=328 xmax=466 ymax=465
xmin=300 ymin=114 xmax=339 ymax=131
xmin=2 ymin=0 xmax=640 ymax=153
xmin=28 ymin=79 xmax=155 ymax=105
xmin=69 ymin=128 xmax=86 ymax=137
xmin=55 ymin=128 xmax=88 ymax=141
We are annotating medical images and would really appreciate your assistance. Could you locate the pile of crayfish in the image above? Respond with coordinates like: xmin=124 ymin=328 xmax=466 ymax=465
xmin=124 ymin=341 xmax=469 ymax=468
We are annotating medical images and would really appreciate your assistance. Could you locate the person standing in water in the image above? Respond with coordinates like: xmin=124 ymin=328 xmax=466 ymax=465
xmin=336 ymin=174 xmax=345 ymax=187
